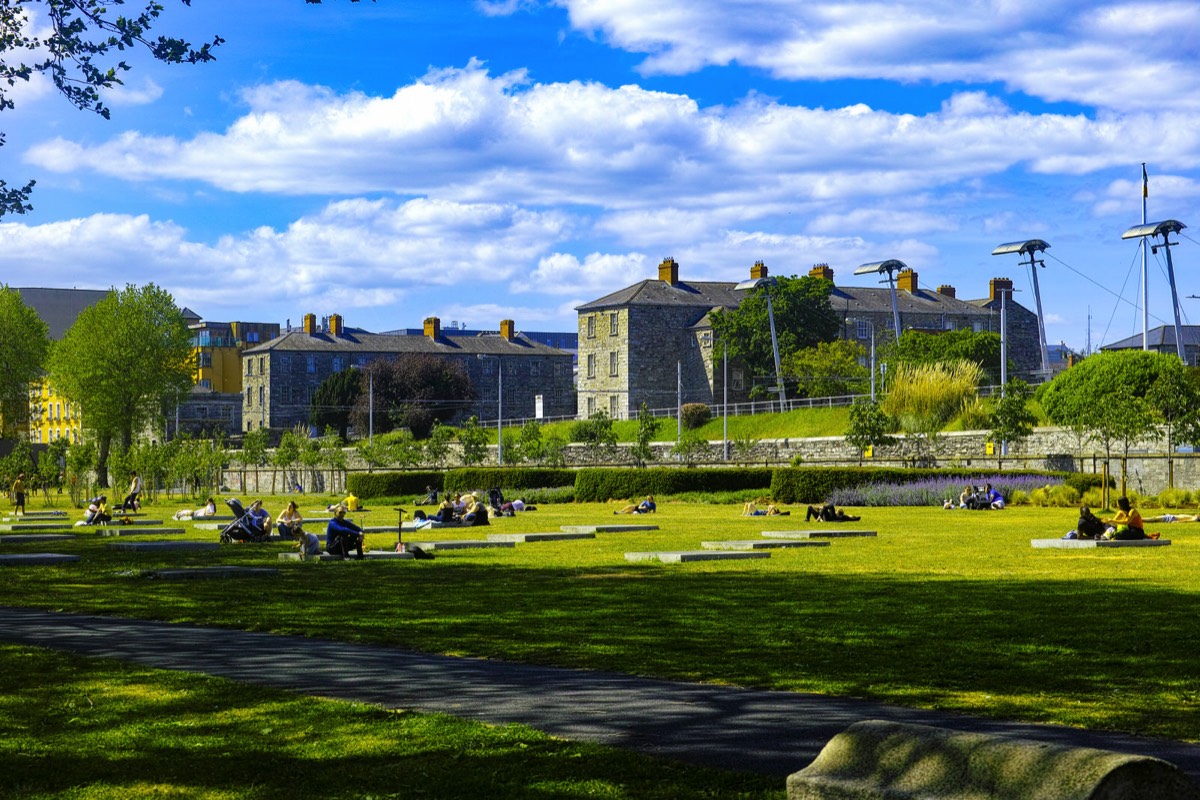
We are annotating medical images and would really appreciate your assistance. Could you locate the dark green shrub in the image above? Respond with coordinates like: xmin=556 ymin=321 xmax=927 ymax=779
xmin=445 ymin=468 xmax=578 ymax=494
xmin=1063 ymin=473 xmax=1115 ymax=494
xmin=574 ymin=467 xmax=773 ymax=501
xmin=346 ymin=471 xmax=444 ymax=499
xmin=680 ymin=403 xmax=711 ymax=430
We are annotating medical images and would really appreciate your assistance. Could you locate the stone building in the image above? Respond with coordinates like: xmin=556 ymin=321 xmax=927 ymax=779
xmin=575 ymin=261 xmax=1047 ymax=419
xmin=177 ymin=315 xmax=281 ymax=437
xmin=240 ymin=314 xmax=575 ymax=432
xmin=1101 ymin=325 xmax=1200 ymax=366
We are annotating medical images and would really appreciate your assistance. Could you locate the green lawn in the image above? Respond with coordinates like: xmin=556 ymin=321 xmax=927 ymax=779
xmin=5 ymin=497 xmax=1198 ymax=745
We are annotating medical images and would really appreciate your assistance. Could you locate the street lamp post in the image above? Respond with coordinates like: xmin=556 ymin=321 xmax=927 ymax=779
xmin=1122 ymin=220 xmax=1188 ymax=362
xmin=351 ymin=364 xmax=374 ymax=444
xmin=734 ymin=275 xmax=787 ymax=411
xmin=477 ymin=354 xmax=503 ymax=465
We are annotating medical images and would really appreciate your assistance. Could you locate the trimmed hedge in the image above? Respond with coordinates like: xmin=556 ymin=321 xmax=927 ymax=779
xmin=346 ymin=471 xmax=444 ymax=499
xmin=574 ymin=467 xmax=774 ymax=502
xmin=444 ymin=468 xmax=578 ymax=494
xmin=1063 ymin=473 xmax=1116 ymax=494
xmin=770 ymin=467 xmax=1076 ymax=504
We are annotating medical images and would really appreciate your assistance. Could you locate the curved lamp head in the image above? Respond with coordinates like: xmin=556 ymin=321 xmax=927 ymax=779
xmin=1122 ymin=219 xmax=1186 ymax=240
xmin=854 ymin=259 xmax=907 ymax=276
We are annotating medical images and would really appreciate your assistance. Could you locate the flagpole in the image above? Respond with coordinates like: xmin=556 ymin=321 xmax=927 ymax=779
xmin=1142 ymin=162 xmax=1149 ymax=350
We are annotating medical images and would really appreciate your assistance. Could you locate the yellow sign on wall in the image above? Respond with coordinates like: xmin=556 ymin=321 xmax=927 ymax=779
xmin=985 ymin=442 xmax=995 ymax=455
xmin=864 ymin=445 xmax=873 ymax=459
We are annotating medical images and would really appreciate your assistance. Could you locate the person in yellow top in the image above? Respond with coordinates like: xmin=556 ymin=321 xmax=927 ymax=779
xmin=11 ymin=472 xmax=26 ymax=515
xmin=342 ymin=492 xmax=360 ymax=511
xmin=1103 ymin=496 xmax=1152 ymax=540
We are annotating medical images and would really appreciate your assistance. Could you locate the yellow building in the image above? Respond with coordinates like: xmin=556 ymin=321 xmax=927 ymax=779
xmin=28 ymin=380 xmax=82 ymax=445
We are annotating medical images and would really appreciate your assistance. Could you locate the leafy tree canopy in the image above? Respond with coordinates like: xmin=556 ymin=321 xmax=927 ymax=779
xmin=782 ymin=339 xmax=868 ymax=399
xmin=309 ymin=368 xmax=362 ymax=440
xmin=351 ymin=354 xmax=475 ymax=440
xmin=709 ymin=275 xmax=837 ymax=384
xmin=0 ymin=285 xmax=50 ymax=434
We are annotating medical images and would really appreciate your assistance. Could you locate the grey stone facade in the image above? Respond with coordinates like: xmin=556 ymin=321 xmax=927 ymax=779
xmin=241 ymin=315 xmax=575 ymax=432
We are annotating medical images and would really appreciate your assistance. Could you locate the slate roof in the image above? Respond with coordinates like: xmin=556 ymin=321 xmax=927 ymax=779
xmin=243 ymin=329 xmax=570 ymax=358
xmin=1102 ymin=325 xmax=1200 ymax=351
xmin=576 ymin=279 xmax=743 ymax=312
xmin=12 ymin=287 xmax=110 ymax=339
xmin=827 ymin=286 xmax=1018 ymax=318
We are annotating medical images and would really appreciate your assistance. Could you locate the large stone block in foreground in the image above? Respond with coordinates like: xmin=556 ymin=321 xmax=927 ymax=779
xmin=787 ymin=719 xmax=1200 ymax=800
xmin=625 ymin=550 xmax=770 ymax=563
xmin=1032 ymin=538 xmax=1172 ymax=549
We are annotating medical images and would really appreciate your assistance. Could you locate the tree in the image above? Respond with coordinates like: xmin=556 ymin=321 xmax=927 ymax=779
xmin=709 ymin=275 xmax=838 ymax=387
xmin=1147 ymin=366 xmax=1200 ymax=487
xmin=844 ymin=398 xmax=896 ymax=462
xmin=629 ymin=402 xmax=660 ymax=467
xmin=309 ymin=369 xmax=362 ymax=440
xmin=423 ymin=421 xmax=454 ymax=468
xmin=350 ymin=354 xmax=475 ymax=439
xmin=782 ymin=339 xmax=869 ymax=399
xmin=881 ymin=360 xmax=981 ymax=464
xmin=987 ymin=379 xmax=1038 ymax=461
xmin=319 ymin=426 xmax=347 ymax=493
xmin=570 ymin=410 xmax=618 ymax=463
xmin=47 ymin=283 xmax=193 ymax=485
xmin=241 ymin=426 xmax=270 ymax=493
xmin=882 ymin=329 xmax=1003 ymax=384
xmin=354 ymin=437 xmax=393 ymax=473
xmin=0 ymin=286 xmax=50 ymax=435
xmin=1 ymin=1 xmax=223 ymax=216
xmin=670 ymin=430 xmax=710 ymax=466
xmin=456 ymin=416 xmax=488 ymax=466
xmin=64 ymin=439 xmax=97 ymax=506
xmin=273 ymin=427 xmax=303 ymax=493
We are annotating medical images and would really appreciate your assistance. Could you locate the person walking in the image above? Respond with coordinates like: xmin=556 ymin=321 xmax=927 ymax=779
xmin=11 ymin=472 xmax=26 ymax=516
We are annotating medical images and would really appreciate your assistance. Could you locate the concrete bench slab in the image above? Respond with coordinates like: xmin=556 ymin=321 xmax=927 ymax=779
xmin=1032 ymin=538 xmax=1172 ymax=549
xmin=561 ymin=524 xmax=659 ymax=533
xmin=625 ymin=550 xmax=771 ymax=563
xmin=702 ymin=539 xmax=831 ymax=550
xmin=95 ymin=527 xmax=188 ymax=537
xmin=2 ymin=519 xmax=165 ymax=531
xmin=407 ymin=540 xmax=515 ymax=551
xmin=786 ymin=719 xmax=1200 ymax=800
xmin=147 ymin=566 xmax=280 ymax=580
xmin=762 ymin=530 xmax=877 ymax=539
xmin=401 ymin=520 xmax=454 ymax=531
xmin=106 ymin=541 xmax=221 ymax=552
xmin=0 ymin=553 xmax=80 ymax=565
xmin=3 ymin=511 xmax=67 ymax=520
xmin=486 ymin=532 xmax=596 ymax=543
xmin=278 ymin=551 xmax=414 ymax=561
xmin=0 ymin=534 xmax=75 ymax=543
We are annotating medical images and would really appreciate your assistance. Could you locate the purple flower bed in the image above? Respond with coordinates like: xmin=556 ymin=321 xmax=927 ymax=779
xmin=828 ymin=474 xmax=1060 ymax=507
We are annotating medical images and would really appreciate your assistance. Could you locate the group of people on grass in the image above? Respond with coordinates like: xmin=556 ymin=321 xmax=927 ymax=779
xmin=1064 ymin=497 xmax=1162 ymax=540
xmin=944 ymin=483 xmax=1005 ymax=510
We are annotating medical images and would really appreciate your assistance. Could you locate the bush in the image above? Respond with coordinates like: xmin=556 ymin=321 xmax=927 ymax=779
xmin=1008 ymin=489 xmax=1028 ymax=506
xmin=574 ymin=467 xmax=773 ymax=502
xmin=1048 ymin=484 xmax=1081 ymax=507
xmin=680 ymin=403 xmax=711 ymax=430
xmin=1081 ymin=488 xmax=1105 ymax=509
xmin=516 ymin=486 xmax=575 ymax=504
xmin=346 ymin=471 xmax=444 ymax=499
xmin=1063 ymin=473 xmax=1114 ymax=494
xmin=1157 ymin=487 xmax=1194 ymax=509
xmin=444 ymin=468 xmax=578 ymax=494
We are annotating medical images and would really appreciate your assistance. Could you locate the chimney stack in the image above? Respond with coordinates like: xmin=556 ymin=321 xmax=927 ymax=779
xmin=750 ymin=260 xmax=769 ymax=280
xmin=990 ymin=278 xmax=1013 ymax=303
xmin=329 ymin=313 xmax=343 ymax=336
xmin=808 ymin=263 xmax=833 ymax=281
xmin=500 ymin=319 xmax=515 ymax=341
xmin=302 ymin=313 xmax=316 ymax=334
xmin=936 ymin=285 xmax=956 ymax=299
xmin=658 ymin=257 xmax=679 ymax=285
xmin=424 ymin=316 xmax=441 ymax=340
xmin=897 ymin=268 xmax=918 ymax=294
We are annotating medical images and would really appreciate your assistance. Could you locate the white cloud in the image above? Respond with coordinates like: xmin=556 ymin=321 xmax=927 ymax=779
xmin=552 ymin=0 xmax=1200 ymax=111
xmin=101 ymin=78 xmax=164 ymax=107
xmin=524 ymin=251 xmax=650 ymax=294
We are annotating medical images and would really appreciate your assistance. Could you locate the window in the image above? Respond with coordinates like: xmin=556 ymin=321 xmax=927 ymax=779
xmin=530 ymin=359 xmax=541 ymax=377
xmin=246 ymin=389 xmax=253 ymax=409
xmin=258 ymin=386 xmax=265 ymax=407
xmin=246 ymin=359 xmax=252 ymax=376
xmin=587 ymin=353 xmax=596 ymax=378
xmin=972 ymin=321 xmax=985 ymax=333
xmin=609 ymin=395 xmax=619 ymax=418
xmin=586 ymin=316 xmax=595 ymax=338
xmin=609 ymin=311 xmax=619 ymax=336
xmin=586 ymin=396 xmax=595 ymax=415
xmin=332 ymin=356 xmax=344 ymax=373
xmin=732 ymin=369 xmax=745 ymax=391
xmin=857 ymin=320 xmax=871 ymax=340
xmin=609 ymin=351 xmax=618 ymax=376
xmin=248 ymin=332 xmax=260 ymax=343
xmin=701 ymin=331 xmax=712 ymax=347
xmin=481 ymin=358 xmax=494 ymax=376
xmin=259 ymin=356 xmax=266 ymax=374
xmin=281 ymin=355 xmax=292 ymax=373
xmin=306 ymin=355 xmax=316 ymax=374
xmin=197 ymin=378 xmax=212 ymax=390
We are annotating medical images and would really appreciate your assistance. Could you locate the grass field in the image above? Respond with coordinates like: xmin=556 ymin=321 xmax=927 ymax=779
xmin=3 ymin=494 xmax=1198 ymax=796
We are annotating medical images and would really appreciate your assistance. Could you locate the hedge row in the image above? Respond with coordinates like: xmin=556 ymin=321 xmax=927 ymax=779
xmin=769 ymin=467 xmax=1077 ymax=504
xmin=444 ymin=468 xmax=578 ymax=494
xmin=574 ymin=467 xmax=774 ymax=502
xmin=346 ymin=471 xmax=445 ymax=498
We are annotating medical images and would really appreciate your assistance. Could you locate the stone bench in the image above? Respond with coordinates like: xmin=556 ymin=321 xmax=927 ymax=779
xmin=486 ymin=532 xmax=596 ymax=543
xmin=0 ymin=553 xmax=80 ymax=565
xmin=95 ymin=527 xmax=188 ymax=537
xmin=147 ymin=566 xmax=280 ymax=580
xmin=3 ymin=511 xmax=67 ymax=520
xmin=625 ymin=550 xmax=770 ymax=563
xmin=786 ymin=719 xmax=1200 ymax=799
xmin=401 ymin=520 xmax=454 ymax=531
xmin=702 ymin=539 xmax=831 ymax=550
xmin=2 ymin=518 xmax=166 ymax=531
xmin=278 ymin=550 xmax=414 ymax=561
xmin=0 ymin=534 xmax=75 ymax=543
xmin=561 ymin=524 xmax=659 ymax=533
xmin=406 ymin=540 xmax=515 ymax=551
xmin=762 ymin=530 xmax=877 ymax=539
xmin=106 ymin=541 xmax=221 ymax=552
xmin=1032 ymin=538 xmax=1173 ymax=549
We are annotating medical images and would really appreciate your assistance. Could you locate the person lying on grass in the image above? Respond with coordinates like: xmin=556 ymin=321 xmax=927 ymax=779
xmin=805 ymin=503 xmax=859 ymax=523
xmin=617 ymin=496 xmax=656 ymax=514
xmin=741 ymin=499 xmax=787 ymax=516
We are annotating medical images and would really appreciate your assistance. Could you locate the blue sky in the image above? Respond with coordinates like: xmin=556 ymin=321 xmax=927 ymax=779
xmin=3 ymin=0 xmax=1199 ymax=353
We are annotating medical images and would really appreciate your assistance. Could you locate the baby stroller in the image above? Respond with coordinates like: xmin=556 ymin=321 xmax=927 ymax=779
xmin=487 ymin=488 xmax=508 ymax=517
xmin=220 ymin=498 xmax=271 ymax=543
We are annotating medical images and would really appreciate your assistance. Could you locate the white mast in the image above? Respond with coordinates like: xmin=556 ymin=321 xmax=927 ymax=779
xmin=1142 ymin=163 xmax=1149 ymax=350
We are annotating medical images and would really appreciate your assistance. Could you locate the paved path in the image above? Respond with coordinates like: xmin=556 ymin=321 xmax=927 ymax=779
xmin=4 ymin=606 xmax=1200 ymax=780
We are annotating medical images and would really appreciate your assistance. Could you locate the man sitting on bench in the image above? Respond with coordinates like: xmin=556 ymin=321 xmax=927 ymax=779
xmin=326 ymin=505 xmax=365 ymax=559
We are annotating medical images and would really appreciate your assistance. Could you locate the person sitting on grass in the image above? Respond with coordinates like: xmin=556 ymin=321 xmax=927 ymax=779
xmin=462 ymin=496 xmax=490 ymax=526
xmin=433 ymin=496 xmax=457 ymax=523
xmin=276 ymin=500 xmax=303 ymax=540
xmin=247 ymin=500 xmax=273 ymax=536
xmin=417 ymin=485 xmax=439 ymax=505
xmin=806 ymin=503 xmax=860 ymax=522
xmin=985 ymin=483 xmax=1005 ymax=510
xmin=1063 ymin=505 xmax=1107 ymax=540
xmin=617 ymin=496 xmax=656 ymax=514
xmin=83 ymin=495 xmax=111 ymax=525
xmin=326 ymin=505 xmax=365 ymax=559
xmin=295 ymin=529 xmax=323 ymax=558
xmin=1102 ymin=496 xmax=1155 ymax=540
